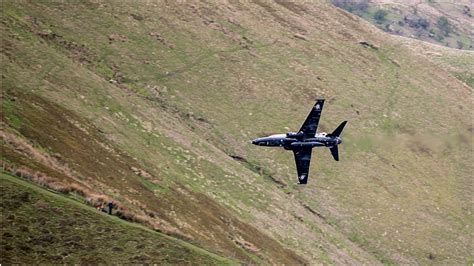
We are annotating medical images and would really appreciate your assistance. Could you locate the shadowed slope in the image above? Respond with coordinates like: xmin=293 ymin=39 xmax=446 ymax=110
xmin=0 ymin=173 xmax=234 ymax=264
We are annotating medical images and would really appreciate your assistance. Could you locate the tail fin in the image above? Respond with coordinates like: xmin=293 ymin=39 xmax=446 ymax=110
xmin=328 ymin=121 xmax=347 ymax=137
xmin=329 ymin=145 xmax=339 ymax=161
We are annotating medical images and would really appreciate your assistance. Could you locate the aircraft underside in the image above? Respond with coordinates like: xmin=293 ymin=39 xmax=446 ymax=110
xmin=252 ymin=99 xmax=347 ymax=184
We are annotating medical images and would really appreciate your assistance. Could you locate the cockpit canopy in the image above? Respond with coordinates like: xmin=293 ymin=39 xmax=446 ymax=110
xmin=286 ymin=131 xmax=304 ymax=138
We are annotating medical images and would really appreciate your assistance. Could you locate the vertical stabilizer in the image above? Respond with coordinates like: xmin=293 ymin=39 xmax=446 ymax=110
xmin=328 ymin=121 xmax=347 ymax=137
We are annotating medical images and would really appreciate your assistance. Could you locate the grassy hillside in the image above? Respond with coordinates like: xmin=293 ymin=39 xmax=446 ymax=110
xmin=0 ymin=173 xmax=233 ymax=264
xmin=332 ymin=0 xmax=473 ymax=50
xmin=1 ymin=1 xmax=472 ymax=264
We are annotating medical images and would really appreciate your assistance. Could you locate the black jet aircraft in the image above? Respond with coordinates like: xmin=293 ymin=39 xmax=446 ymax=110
xmin=251 ymin=99 xmax=347 ymax=184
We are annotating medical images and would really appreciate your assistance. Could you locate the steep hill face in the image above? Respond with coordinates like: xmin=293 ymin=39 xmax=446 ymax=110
xmin=331 ymin=0 xmax=473 ymax=50
xmin=1 ymin=1 xmax=472 ymax=264
xmin=0 ymin=173 xmax=233 ymax=264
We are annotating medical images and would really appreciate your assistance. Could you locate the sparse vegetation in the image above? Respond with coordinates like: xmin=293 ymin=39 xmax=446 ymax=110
xmin=373 ymin=9 xmax=388 ymax=24
xmin=331 ymin=0 xmax=369 ymax=14
xmin=404 ymin=15 xmax=430 ymax=29
xmin=0 ymin=173 xmax=233 ymax=264
xmin=1 ymin=1 xmax=472 ymax=264
xmin=436 ymin=16 xmax=452 ymax=36
xmin=331 ymin=0 xmax=473 ymax=50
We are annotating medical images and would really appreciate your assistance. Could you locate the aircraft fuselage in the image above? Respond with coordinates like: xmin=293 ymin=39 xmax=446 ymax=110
xmin=252 ymin=133 xmax=342 ymax=150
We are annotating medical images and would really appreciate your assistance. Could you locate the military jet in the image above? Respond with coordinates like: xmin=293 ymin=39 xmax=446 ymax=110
xmin=251 ymin=99 xmax=347 ymax=184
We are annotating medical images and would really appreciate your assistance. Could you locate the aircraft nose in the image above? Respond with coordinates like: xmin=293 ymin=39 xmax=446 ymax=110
xmin=251 ymin=139 xmax=258 ymax=145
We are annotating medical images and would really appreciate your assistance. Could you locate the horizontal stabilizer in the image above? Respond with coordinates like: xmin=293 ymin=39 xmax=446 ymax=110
xmin=329 ymin=145 xmax=339 ymax=161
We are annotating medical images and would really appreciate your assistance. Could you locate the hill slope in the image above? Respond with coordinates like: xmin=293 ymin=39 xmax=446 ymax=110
xmin=331 ymin=0 xmax=473 ymax=50
xmin=1 ymin=1 xmax=472 ymax=264
xmin=0 ymin=173 xmax=233 ymax=264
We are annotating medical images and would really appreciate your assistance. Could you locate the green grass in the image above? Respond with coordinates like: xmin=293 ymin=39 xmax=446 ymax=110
xmin=454 ymin=72 xmax=474 ymax=88
xmin=1 ymin=99 xmax=22 ymax=129
xmin=339 ymin=2 xmax=473 ymax=51
xmin=0 ymin=172 xmax=234 ymax=264
xmin=1 ymin=1 xmax=472 ymax=264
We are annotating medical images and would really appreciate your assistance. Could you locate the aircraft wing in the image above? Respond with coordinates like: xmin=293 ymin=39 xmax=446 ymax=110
xmin=298 ymin=99 xmax=324 ymax=138
xmin=293 ymin=148 xmax=312 ymax=184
